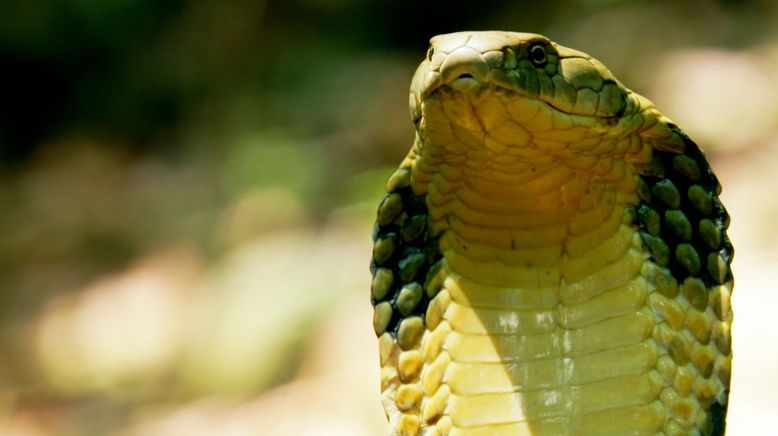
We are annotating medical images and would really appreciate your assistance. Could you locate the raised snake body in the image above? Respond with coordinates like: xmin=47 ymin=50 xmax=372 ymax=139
xmin=370 ymin=31 xmax=733 ymax=435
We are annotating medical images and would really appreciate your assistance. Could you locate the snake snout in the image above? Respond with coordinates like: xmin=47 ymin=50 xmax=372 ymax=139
xmin=438 ymin=46 xmax=490 ymax=86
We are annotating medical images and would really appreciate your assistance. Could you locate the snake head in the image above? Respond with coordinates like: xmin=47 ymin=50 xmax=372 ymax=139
xmin=409 ymin=31 xmax=650 ymax=153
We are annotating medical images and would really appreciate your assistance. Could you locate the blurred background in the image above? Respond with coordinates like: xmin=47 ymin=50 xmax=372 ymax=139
xmin=0 ymin=0 xmax=776 ymax=434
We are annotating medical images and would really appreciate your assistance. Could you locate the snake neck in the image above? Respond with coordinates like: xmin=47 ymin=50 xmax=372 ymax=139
xmin=394 ymin=135 xmax=661 ymax=434
xmin=407 ymin=134 xmax=644 ymax=289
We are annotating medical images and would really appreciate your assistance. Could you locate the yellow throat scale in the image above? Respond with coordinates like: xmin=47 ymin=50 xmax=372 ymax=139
xmin=370 ymin=31 xmax=733 ymax=436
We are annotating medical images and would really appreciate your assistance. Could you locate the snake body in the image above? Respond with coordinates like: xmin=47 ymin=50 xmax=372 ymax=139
xmin=370 ymin=32 xmax=733 ymax=435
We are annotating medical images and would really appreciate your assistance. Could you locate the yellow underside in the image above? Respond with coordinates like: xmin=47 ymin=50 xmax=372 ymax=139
xmin=378 ymin=138 xmax=732 ymax=435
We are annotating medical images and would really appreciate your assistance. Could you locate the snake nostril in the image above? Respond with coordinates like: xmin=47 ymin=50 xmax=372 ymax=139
xmin=427 ymin=47 xmax=435 ymax=62
xmin=456 ymin=73 xmax=475 ymax=80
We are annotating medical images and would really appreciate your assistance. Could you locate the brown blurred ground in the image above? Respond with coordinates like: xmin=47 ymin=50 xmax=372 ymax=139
xmin=0 ymin=1 xmax=777 ymax=435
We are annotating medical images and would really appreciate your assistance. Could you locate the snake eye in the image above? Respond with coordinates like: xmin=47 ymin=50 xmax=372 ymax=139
xmin=528 ymin=43 xmax=547 ymax=66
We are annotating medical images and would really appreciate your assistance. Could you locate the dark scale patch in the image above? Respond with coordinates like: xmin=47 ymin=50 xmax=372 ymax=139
xmin=708 ymin=396 xmax=728 ymax=436
xmin=370 ymin=171 xmax=443 ymax=338
xmin=634 ymin=127 xmax=734 ymax=290
xmin=632 ymin=127 xmax=734 ymax=431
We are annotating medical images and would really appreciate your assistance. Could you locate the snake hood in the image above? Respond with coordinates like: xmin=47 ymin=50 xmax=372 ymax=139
xmin=372 ymin=31 xmax=732 ymax=436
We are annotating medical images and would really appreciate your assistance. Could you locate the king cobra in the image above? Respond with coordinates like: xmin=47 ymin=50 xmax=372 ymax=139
xmin=369 ymin=31 xmax=733 ymax=435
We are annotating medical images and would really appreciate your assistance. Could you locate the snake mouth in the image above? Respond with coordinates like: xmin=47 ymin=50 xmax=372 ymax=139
xmin=422 ymin=71 xmax=561 ymax=117
xmin=413 ymin=51 xmax=628 ymax=123
xmin=418 ymin=59 xmax=557 ymax=112
xmin=448 ymin=74 xmax=484 ymax=95
xmin=421 ymin=68 xmax=624 ymax=126
xmin=416 ymin=68 xmax=490 ymax=101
